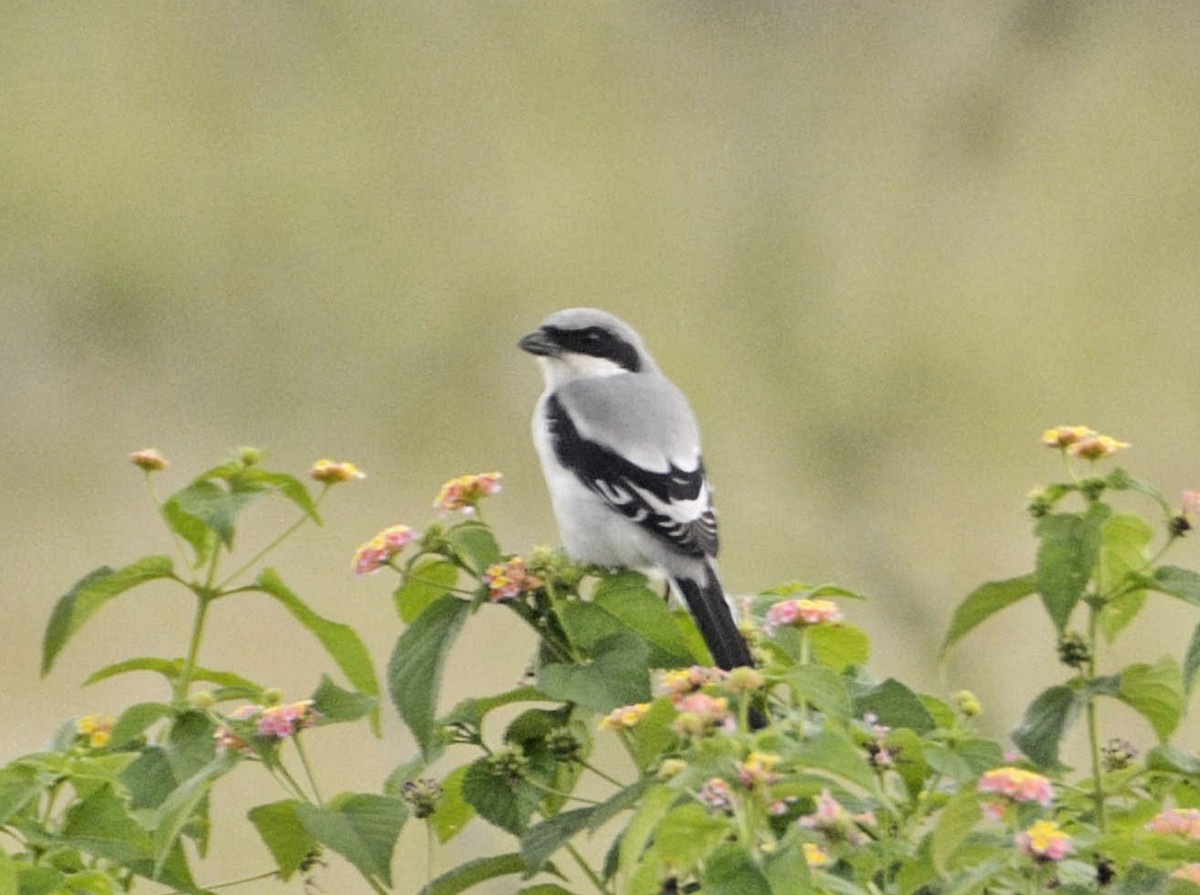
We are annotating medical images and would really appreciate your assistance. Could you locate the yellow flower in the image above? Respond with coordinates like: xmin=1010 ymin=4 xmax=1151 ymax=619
xmin=1068 ymin=434 xmax=1129 ymax=461
xmin=1041 ymin=426 xmax=1094 ymax=448
xmin=310 ymin=459 xmax=366 ymax=483
xmin=803 ymin=842 xmax=830 ymax=868
xmin=598 ymin=703 xmax=651 ymax=731
xmin=75 ymin=714 xmax=115 ymax=748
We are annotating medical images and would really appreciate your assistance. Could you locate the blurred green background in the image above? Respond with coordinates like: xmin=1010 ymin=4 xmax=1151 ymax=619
xmin=4 ymin=2 xmax=1200 ymax=892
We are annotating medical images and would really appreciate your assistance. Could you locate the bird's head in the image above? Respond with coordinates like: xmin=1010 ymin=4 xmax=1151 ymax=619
xmin=518 ymin=308 xmax=657 ymax=387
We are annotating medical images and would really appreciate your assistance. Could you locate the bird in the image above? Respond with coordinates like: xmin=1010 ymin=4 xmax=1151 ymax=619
xmin=517 ymin=308 xmax=755 ymax=673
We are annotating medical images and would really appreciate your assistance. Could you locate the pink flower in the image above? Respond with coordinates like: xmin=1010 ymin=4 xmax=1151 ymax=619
xmin=598 ymin=703 xmax=651 ymax=731
xmin=737 ymin=752 xmax=782 ymax=790
xmin=309 ymin=459 xmax=366 ymax=483
xmin=1017 ymin=820 xmax=1074 ymax=862
xmin=672 ymin=693 xmax=733 ymax=738
xmin=1041 ymin=426 xmax=1094 ymax=448
xmin=1068 ymin=433 xmax=1129 ymax=461
xmin=765 ymin=598 xmax=841 ymax=633
xmin=352 ymin=524 xmax=416 ymax=575
xmin=483 ymin=557 xmax=542 ymax=601
xmin=130 ymin=448 xmax=169 ymax=472
xmin=698 ymin=778 xmax=735 ymax=814
xmin=659 ymin=665 xmax=728 ymax=699
xmin=434 ymin=472 xmax=503 ymax=513
xmin=256 ymin=700 xmax=318 ymax=739
xmin=1172 ymin=864 xmax=1200 ymax=884
xmin=1147 ymin=808 xmax=1200 ymax=839
xmin=977 ymin=767 xmax=1054 ymax=806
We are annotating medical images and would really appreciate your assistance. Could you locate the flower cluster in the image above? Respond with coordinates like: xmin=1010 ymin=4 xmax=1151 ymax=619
xmin=1016 ymin=820 xmax=1074 ymax=862
xmin=860 ymin=712 xmax=894 ymax=768
xmin=764 ymin=598 xmax=841 ymax=633
xmin=977 ymin=767 xmax=1054 ymax=806
xmin=658 ymin=665 xmax=728 ymax=699
xmin=671 ymin=692 xmax=733 ymax=738
xmin=1147 ymin=807 xmax=1200 ymax=839
xmin=215 ymin=700 xmax=319 ymax=752
xmin=737 ymin=751 xmax=782 ymax=792
xmin=400 ymin=778 xmax=444 ymax=819
xmin=434 ymin=472 xmax=502 ymax=513
xmin=1040 ymin=426 xmax=1129 ymax=460
xmin=799 ymin=788 xmax=876 ymax=847
xmin=129 ymin=448 xmax=169 ymax=472
xmin=598 ymin=703 xmax=651 ymax=731
xmin=76 ymin=714 xmax=115 ymax=748
xmin=698 ymin=778 xmax=735 ymax=814
xmin=352 ymin=524 xmax=417 ymax=575
xmin=309 ymin=458 xmax=366 ymax=483
xmin=482 ymin=557 xmax=542 ymax=601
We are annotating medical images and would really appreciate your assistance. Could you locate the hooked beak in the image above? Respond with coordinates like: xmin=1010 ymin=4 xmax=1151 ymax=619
xmin=518 ymin=329 xmax=559 ymax=357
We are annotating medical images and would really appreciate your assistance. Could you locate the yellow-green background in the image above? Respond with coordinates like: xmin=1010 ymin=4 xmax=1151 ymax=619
xmin=4 ymin=3 xmax=1200 ymax=892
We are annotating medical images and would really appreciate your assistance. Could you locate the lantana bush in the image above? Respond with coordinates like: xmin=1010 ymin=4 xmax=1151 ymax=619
xmin=4 ymin=427 xmax=1200 ymax=894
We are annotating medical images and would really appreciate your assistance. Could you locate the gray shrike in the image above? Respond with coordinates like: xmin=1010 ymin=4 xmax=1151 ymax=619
xmin=518 ymin=308 xmax=754 ymax=672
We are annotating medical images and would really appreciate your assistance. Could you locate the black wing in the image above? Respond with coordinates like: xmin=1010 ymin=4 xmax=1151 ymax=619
xmin=545 ymin=394 xmax=719 ymax=558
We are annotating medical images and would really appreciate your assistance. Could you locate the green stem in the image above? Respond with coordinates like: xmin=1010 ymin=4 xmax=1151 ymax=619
xmin=579 ymin=759 xmax=627 ymax=790
xmin=564 ymin=840 xmax=609 ymax=895
xmin=145 ymin=473 xmax=193 ymax=571
xmin=1085 ymin=601 xmax=1107 ymax=833
xmin=294 ymin=735 xmax=324 ymax=807
xmin=175 ymin=595 xmax=211 ymax=702
xmin=215 ymin=510 xmax=317 ymax=591
xmin=152 ymin=869 xmax=280 ymax=894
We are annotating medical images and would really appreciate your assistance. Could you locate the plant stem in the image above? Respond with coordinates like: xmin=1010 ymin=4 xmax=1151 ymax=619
xmin=564 ymin=840 xmax=609 ymax=895
xmin=1085 ymin=601 xmax=1107 ymax=833
xmin=175 ymin=594 xmax=211 ymax=703
xmin=215 ymin=510 xmax=315 ymax=590
xmin=294 ymin=736 xmax=324 ymax=807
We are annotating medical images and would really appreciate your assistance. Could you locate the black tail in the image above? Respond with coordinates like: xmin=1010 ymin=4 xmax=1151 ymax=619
xmin=672 ymin=564 xmax=754 ymax=671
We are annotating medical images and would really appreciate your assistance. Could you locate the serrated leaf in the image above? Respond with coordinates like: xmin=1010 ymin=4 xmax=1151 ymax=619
xmin=703 ymin=843 xmax=771 ymax=895
xmin=538 ymin=633 xmax=651 ymax=713
xmin=430 ymin=764 xmax=475 ymax=844
xmin=61 ymin=785 xmax=155 ymax=865
xmin=461 ymin=756 xmax=541 ymax=834
xmin=166 ymin=480 xmax=255 ymax=550
xmin=388 ymin=595 xmax=471 ymax=757
xmin=112 ymin=703 xmax=174 ymax=747
xmin=592 ymin=572 xmax=697 ymax=666
xmin=854 ymin=679 xmax=936 ymax=734
xmin=395 ymin=559 xmax=461 ymax=624
xmin=417 ymin=853 xmax=531 ymax=895
xmin=296 ymin=794 xmax=407 ymax=887
xmin=441 ymin=685 xmax=547 ymax=732
xmin=940 ymin=575 xmax=1036 ymax=659
xmin=808 ymin=622 xmax=871 ymax=671
xmin=1035 ymin=505 xmax=1110 ymax=632
xmin=43 ymin=556 xmax=176 ymax=675
xmin=1152 ymin=566 xmax=1200 ymax=607
xmin=1115 ymin=657 xmax=1184 ymax=743
xmin=151 ymin=752 xmax=238 ymax=876
xmin=253 ymin=569 xmax=380 ymax=734
xmin=310 ymin=675 xmax=377 ymax=725
xmin=443 ymin=523 xmax=502 ymax=575
xmin=1184 ymin=622 xmax=1200 ymax=697
xmin=1098 ymin=513 xmax=1154 ymax=641
xmin=784 ymin=664 xmax=852 ymax=721
xmin=1011 ymin=684 xmax=1080 ymax=768
xmin=85 ymin=657 xmax=259 ymax=691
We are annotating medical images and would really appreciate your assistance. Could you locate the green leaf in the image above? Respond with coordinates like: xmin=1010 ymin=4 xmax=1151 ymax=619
xmin=395 ymin=559 xmax=461 ymax=623
xmin=212 ymin=466 xmax=320 ymax=524
xmin=809 ymin=623 xmax=871 ymax=671
xmin=592 ymin=572 xmax=698 ymax=666
xmin=61 ymin=785 xmax=154 ymax=865
xmin=940 ymin=575 xmax=1036 ymax=658
xmin=515 ymin=887 xmax=577 ymax=895
xmin=784 ymin=664 xmax=852 ymax=721
xmin=42 ymin=556 xmax=176 ymax=675
xmin=0 ymin=764 xmax=44 ymax=825
xmin=85 ymin=656 xmax=260 ymax=691
xmin=388 ymin=595 xmax=471 ymax=757
xmin=854 ymin=679 xmax=936 ymax=734
xmin=1011 ymin=684 xmax=1081 ymax=768
xmin=794 ymin=728 xmax=877 ymax=791
xmin=461 ymin=756 xmax=540 ymax=835
xmin=1098 ymin=513 xmax=1154 ymax=641
xmin=151 ymin=752 xmax=238 ymax=876
xmin=166 ymin=480 xmax=256 ymax=550
xmin=1114 ymin=657 xmax=1184 ymax=743
xmin=441 ymin=685 xmax=548 ymax=733
xmin=1035 ymin=505 xmax=1110 ymax=632
xmin=1146 ymin=744 xmax=1200 ymax=775
xmin=932 ymin=788 xmax=983 ymax=873
xmin=762 ymin=838 xmax=813 ymax=895
xmin=1107 ymin=468 xmax=1173 ymax=517
xmin=1152 ymin=566 xmax=1200 ymax=607
xmin=617 ymin=785 xmax=678 ymax=876
xmin=112 ymin=702 xmax=174 ymax=747
xmin=1184 ymin=622 xmax=1200 ymax=697
xmin=627 ymin=699 xmax=680 ymax=771
xmin=253 ymin=569 xmax=381 ymax=734
xmin=702 ymin=843 xmax=771 ymax=895
xmin=521 ymin=806 xmax=595 ymax=871
xmin=249 ymin=800 xmax=318 ymax=881
xmin=0 ymin=850 xmax=16 ymax=895
xmin=417 ymin=853 xmax=531 ymax=895
xmin=297 ymin=793 xmax=407 ymax=887
xmin=538 ymin=633 xmax=652 ymax=713
xmin=430 ymin=764 xmax=475 ymax=844
xmin=162 ymin=490 xmax=217 ymax=567
xmin=443 ymin=522 xmax=502 ymax=574
xmin=310 ymin=674 xmax=377 ymax=725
